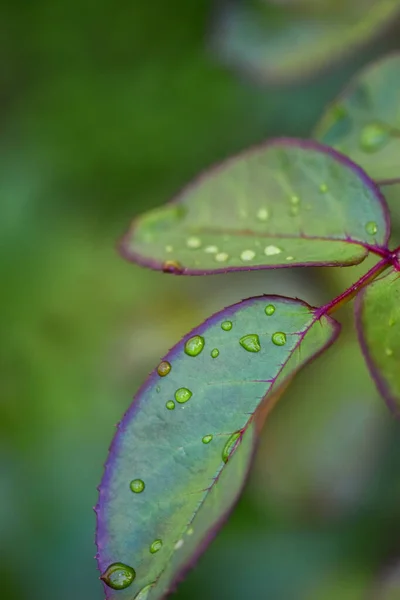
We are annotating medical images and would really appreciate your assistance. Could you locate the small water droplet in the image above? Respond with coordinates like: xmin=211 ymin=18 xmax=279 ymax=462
xmin=134 ymin=583 xmax=154 ymax=600
xmin=239 ymin=334 xmax=261 ymax=353
xmin=360 ymin=122 xmax=389 ymax=153
xmin=289 ymin=205 xmax=299 ymax=216
xmin=165 ymin=245 xmax=173 ymax=253
xmin=204 ymin=245 xmax=219 ymax=254
xmin=175 ymin=388 xmax=192 ymax=404
xmin=184 ymin=335 xmax=205 ymax=357
xmin=202 ymin=434 xmax=213 ymax=444
xmin=187 ymin=527 xmax=194 ymax=536
xmin=149 ymin=539 xmax=163 ymax=554
xmin=265 ymin=304 xmax=276 ymax=316
xmin=319 ymin=183 xmax=328 ymax=193
xmin=286 ymin=256 xmax=294 ymax=261
xmin=174 ymin=539 xmax=184 ymax=550
xmin=256 ymin=207 xmax=269 ymax=221
xmin=389 ymin=317 xmax=396 ymax=327
xmin=272 ymin=332 xmax=287 ymax=346
xmin=222 ymin=431 xmax=241 ymax=463
xmin=211 ymin=348 xmax=220 ymax=358
xmin=156 ymin=385 xmax=161 ymax=393
xmin=365 ymin=221 xmax=378 ymax=236
xmin=166 ymin=400 xmax=175 ymax=410
xmin=291 ymin=195 xmax=300 ymax=205
xmin=157 ymin=361 xmax=171 ymax=377
xmin=215 ymin=252 xmax=229 ymax=263
xmin=385 ymin=348 xmax=394 ymax=357
xmin=130 ymin=479 xmax=145 ymax=493
xmin=186 ymin=236 xmax=201 ymax=249
xmin=264 ymin=245 xmax=282 ymax=256
xmin=101 ymin=563 xmax=136 ymax=590
xmin=162 ymin=260 xmax=183 ymax=274
xmin=221 ymin=321 xmax=233 ymax=331
xmin=240 ymin=249 xmax=256 ymax=262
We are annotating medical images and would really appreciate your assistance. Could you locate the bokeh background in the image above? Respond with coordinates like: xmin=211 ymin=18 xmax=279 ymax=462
xmin=1 ymin=2 xmax=400 ymax=599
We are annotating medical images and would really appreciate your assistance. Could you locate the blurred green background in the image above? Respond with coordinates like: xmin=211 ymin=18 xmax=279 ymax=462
xmin=1 ymin=2 xmax=400 ymax=599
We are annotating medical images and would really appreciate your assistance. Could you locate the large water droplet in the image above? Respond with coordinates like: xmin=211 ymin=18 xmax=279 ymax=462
xmin=101 ymin=563 xmax=136 ymax=590
xmin=221 ymin=321 xmax=233 ymax=331
xmin=211 ymin=348 xmax=220 ymax=358
xmin=134 ymin=584 xmax=154 ymax=600
xmin=175 ymin=388 xmax=192 ymax=404
xmin=202 ymin=434 xmax=213 ymax=444
xmin=365 ymin=221 xmax=378 ymax=236
xmin=272 ymin=332 xmax=287 ymax=346
xmin=157 ymin=361 xmax=171 ymax=377
xmin=166 ymin=400 xmax=175 ymax=410
xmin=162 ymin=260 xmax=183 ymax=274
xmin=360 ymin=122 xmax=389 ymax=153
xmin=256 ymin=207 xmax=269 ymax=221
xmin=265 ymin=304 xmax=276 ymax=316
xmin=185 ymin=335 xmax=205 ymax=357
xmin=186 ymin=236 xmax=201 ymax=249
xmin=215 ymin=252 xmax=229 ymax=263
xmin=239 ymin=334 xmax=261 ymax=353
xmin=264 ymin=245 xmax=282 ymax=256
xmin=222 ymin=431 xmax=242 ymax=463
xmin=130 ymin=479 xmax=145 ymax=493
xmin=240 ymin=249 xmax=256 ymax=262
xmin=149 ymin=539 xmax=163 ymax=554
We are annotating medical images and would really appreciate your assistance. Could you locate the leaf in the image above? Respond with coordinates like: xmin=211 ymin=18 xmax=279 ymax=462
xmin=121 ymin=139 xmax=389 ymax=274
xmin=211 ymin=0 xmax=400 ymax=85
xmin=355 ymin=268 xmax=400 ymax=417
xmin=96 ymin=295 xmax=340 ymax=599
xmin=314 ymin=53 xmax=400 ymax=184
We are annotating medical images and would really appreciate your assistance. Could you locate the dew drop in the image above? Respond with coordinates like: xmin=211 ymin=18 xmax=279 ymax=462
xmin=162 ymin=260 xmax=183 ymax=274
xmin=186 ymin=236 xmax=201 ymax=249
xmin=365 ymin=221 xmax=378 ymax=236
xmin=319 ymin=183 xmax=328 ymax=193
xmin=215 ymin=252 xmax=229 ymax=263
xmin=291 ymin=195 xmax=300 ymax=205
xmin=149 ymin=539 xmax=163 ymax=554
xmin=239 ymin=333 xmax=261 ymax=353
xmin=264 ymin=245 xmax=282 ymax=256
xmin=240 ymin=249 xmax=256 ymax=262
xmin=211 ymin=348 xmax=220 ymax=358
xmin=385 ymin=348 xmax=394 ymax=357
xmin=221 ymin=321 xmax=233 ymax=331
xmin=175 ymin=387 xmax=192 ymax=404
xmin=174 ymin=539 xmax=184 ymax=550
xmin=222 ymin=431 xmax=242 ymax=463
xmin=265 ymin=304 xmax=276 ymax=316
xmin=202 ymin=434 xmax=213 ymax=444
xmin=272 ymin=332 xmax=287 ymax=346
xmin=166 ymin=400 xmax=175 ymax=410
xmin=286 ymin=256 xmax=294 ymax=261
xmin=165 ymin=245 xmax=173 ymax=253
xmin=101 ymin=563 xmax=136 ymax=590
xmin=204 ymin=245 xmax=218 ymax=254
xmin=359 ymin=122 xmax=389 ymax=153
xmin=134 ymin=584 xmax=154 ymax=600
xmin=157 ymin=361 xmax=171 ymax=377
xmin=187 ymin=527 xmax=194 ymax=536
xmin=156 ymin=385 xmax=161 ymax=393
xmin=184 ymin=335 xmax=205 ymax=357
xmin=130 ymin=479 xmax=145 ymax=493
xmin=256 ymin=207 xmax=269 ymax=221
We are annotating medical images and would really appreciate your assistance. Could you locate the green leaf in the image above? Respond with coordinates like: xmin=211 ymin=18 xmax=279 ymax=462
xmin=355 ymin=268 xmax=400 ymax=417
xmin=96 ymin=295 xmax=340 ymax=599
xmin=212 ymin=0 xmax=400 ymax=84
xmin=121 ymin=139 xmax=389 ymax=274
xmin=314 ymin=53 xmax=400 ymax=184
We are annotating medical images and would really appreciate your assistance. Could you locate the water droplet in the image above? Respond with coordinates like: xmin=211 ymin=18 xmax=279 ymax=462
xmin=162 ymin=260 xmax=183 ymax=274
xmin=101 ymin=563 xmax=136 ymax=590
xmin=211 ymin=348 xmax=220 ymax=358
xmin=256 ymin=207 xmax=269 ymax=221
xmin=134 ymin=584 xmax=154 ymax=600
xmin=389 ymin=317 xmax=396 ymax=327
xmin=264 ymin=245 xmax=282 ymax=256
xmin=319 ymin=183 xmax=328 ymax=193
xmin=157 ymin=361 xmax=171 ymax=377
xmin=360 ymin=122 xmax=389 ymax=153
xmin=222 ymin=431 xmax=241 ymax=463
xmin=202 ymin=434 xmax=213 ymax=444
xmin=165 ymin=245 xmax=173 ymax=253
xmin=289 ymin=205 xmax=299 ymax=216
xmin=174 ymin=539 xmax=184 ymax=550
xmin=265 ymin=304 xmax=276 ymax=316
xmin=130 ymin=479 xmax=145 ymax=493
xmin=175 ymin=388 xmax=192 ymax=404
xmin=272 ymin=332 xmax=287 ymax=346
xmin=184 ymin=335 xmax=205 ymax=357
xmin=286 ymin=256 xmax=294 ymax=261
xmin=204 ymin=245 xmax=218 ymax=254
xmin=221 ymin=321 xmax=233 ymax=331
xmin=215 ymin=252 xmax=229 ymax=263
xmin=166 ymin=400 xmax=175 ymax=410
xmin=240 ymin=249 xmax=256 ymax=262
xmin=187 ymin=527 xmax=194 ymax=536
xmin=385 ymin=348 xmax=393 ymax=357
xmin=149 ymin=539 xmax=163 ymax=554
xmin=239 ymin=334 xmax=261 ymax=353
xmin=186 ymin=236 xmax=201 ymax=249
xmin=365 ymin=221 xmax=378 ymax=236
xmin=156 ymin=385 xmax=161 ymax=393
xmin=291 ymin=195 xmax=300 ymax=205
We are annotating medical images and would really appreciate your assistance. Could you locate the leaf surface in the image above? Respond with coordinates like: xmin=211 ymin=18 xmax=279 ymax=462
xmin=212 ymin=0 xmax=400 ymax=84
xmin=355 ymin=268 xmax=400 ymax=417
xmin=96 ymin=295 xmax=340 ymax=599
xmin=315 ymin=53 xmax=400 ymax=184
xmin=121 ymin=139 xmax=389 ymax=274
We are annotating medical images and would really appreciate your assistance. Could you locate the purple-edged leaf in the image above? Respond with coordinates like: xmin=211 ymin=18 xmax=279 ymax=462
xmin=96 ymin=295 xmax=340 ymax=599
xmin=211 ymin=0 xmax=400 ymax=85
xmin=355 ymin=268 xmax=400 ymax=417
xmin=121 ymin=139 xmax=389 ymax=274
xmin=315 ymin=53 xmax=400 ymax=184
